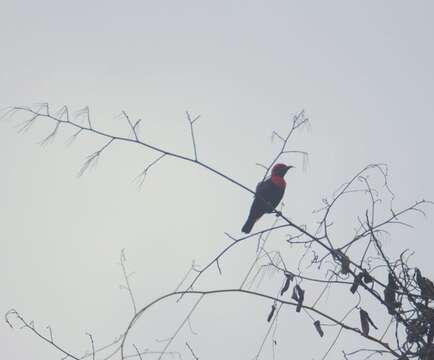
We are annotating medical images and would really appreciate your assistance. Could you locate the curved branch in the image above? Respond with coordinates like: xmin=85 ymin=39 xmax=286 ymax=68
xmin=120 ymin=289 xmax=401 ymax=360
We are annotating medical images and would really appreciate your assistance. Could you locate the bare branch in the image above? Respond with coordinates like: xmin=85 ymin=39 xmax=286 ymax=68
xmin=7 ymin=105 xmax=434 ymax=360
xmin=119 ymin=249 xmax=137 ymax=315
xmin=5 ymin=309 xmax=80 ymax=360
xmin=75 ymin=106 xmax=92 ymax=129
xmin=134 ymin=153 xmax=167 ymax=188
xmin=120 ymin=289 xmax=402 ymax=360
xmin=185 ymin=342 xmax=199 ymax=360
xmin=156 ymin=295 xmax=204 ymax=360
xmin=46 ymin=325 xmax=53 ymax=342
xmin=86 ymin=332 xmax=96 ymax=360
xmin=121 ymin=111 xmax=140 ymax=141
xmin=78 ymin=138 xmax=115 ymax=177
xmin=263 ymin=110 xmax=310 ymax=180
xmin=186 ymin=111 xmax=200 ymax=161
xmin=132 ymin=344 xmax=143 ymax=360
xmin=40 ymin=121 xmax=61 ymax=146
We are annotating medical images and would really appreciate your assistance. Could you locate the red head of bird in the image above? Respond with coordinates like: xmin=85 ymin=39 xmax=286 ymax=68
xmin=271 ymin=163 xmax=294 ymax=177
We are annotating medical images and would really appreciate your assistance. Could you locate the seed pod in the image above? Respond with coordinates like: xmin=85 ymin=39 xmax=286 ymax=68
xmin=333 ymin=250 xmax=350 ymax=275
xmin=313 ymin=320 xmax=324 ymax=337
xmin=362 ymin=270 xmax=373 ymax=284
xmin=280 ymin=273 xmax=293 ymax=296
xmin=360 ymin=309 xmax=370 ymax=336
xmin=291 ymin=285 xmax=305 ymax=312
xmin=350 ymin=273 xmax=364 ymax=294
xmin=341 ymin=256 xmax=350 ymax=275
xmin=416 ymin=268 xmax=434 ymax=301
xmin=267 ymin=304 xmax=276 ymax=322
xmin=384 ymin=273 xmax=399 ymax=315
xmin=360 ymin=309 xmax=377 ymax=336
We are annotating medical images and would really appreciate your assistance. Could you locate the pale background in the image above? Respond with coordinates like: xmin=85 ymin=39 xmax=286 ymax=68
xmin=1 ymin=1 xmax=434 ymax=359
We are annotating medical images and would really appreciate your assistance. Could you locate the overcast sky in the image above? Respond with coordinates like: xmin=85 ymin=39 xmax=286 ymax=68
xmin=2 ymin=1 xmax=434 ymax=359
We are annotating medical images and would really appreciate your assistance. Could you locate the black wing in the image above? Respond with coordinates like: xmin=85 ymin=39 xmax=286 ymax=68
xmin=255 ymin=179 xmax=284 ymax=213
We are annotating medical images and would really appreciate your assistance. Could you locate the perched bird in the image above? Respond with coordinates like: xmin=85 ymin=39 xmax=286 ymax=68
xmin=241 ymin=163 xmax=293 ymax=234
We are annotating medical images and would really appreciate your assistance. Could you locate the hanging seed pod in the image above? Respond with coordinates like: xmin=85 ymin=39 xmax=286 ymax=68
xmin=362 ymin=270 xmax=373 ymax=284
xmin=291 ymin=285 xmax=305 ymax=312
xmin=384 ymin=273 xmax=399 ymax=315
xmin=416 ymin=268 xmax=434 ymax=301
xmin=333 ymin=250 xmax=350 ymax=275
xmin=350 ymin=273 xmax=364 ymax=294
xmin=313 ymin=320 xmax=324 ymax=337
xmin=360 ymin=310 xmax=370 ymax=336
xmin=341 ymin=255 xmax=350 ymax=275
xmin=280 ymin=273 xmax=293 ymax=296
xmin=388 ymin=273 xmax=398 ymax=289
xmin=267 ymin=304 xmax=276 ymax=322
xmin=360 ymin=309 xmax=377 ymax=336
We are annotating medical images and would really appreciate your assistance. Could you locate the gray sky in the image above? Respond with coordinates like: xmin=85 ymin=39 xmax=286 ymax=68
xmin=2 ymin=1 xmax=434 ymax=359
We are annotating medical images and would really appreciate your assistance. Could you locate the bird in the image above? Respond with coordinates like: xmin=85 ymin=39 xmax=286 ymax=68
xmin=241 ymin=163 xmax=293 ymax=234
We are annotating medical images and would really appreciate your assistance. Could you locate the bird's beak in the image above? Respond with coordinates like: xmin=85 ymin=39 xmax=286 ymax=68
xmin=283 ymin=165 xmax=294 ymax=175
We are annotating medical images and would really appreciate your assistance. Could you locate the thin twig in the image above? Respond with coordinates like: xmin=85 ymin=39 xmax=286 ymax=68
xmin=86 ymin=332 xmax=96 ymax=360
xmin=186 ymin=342 xmax=199 ymax=360
xmin=120 ymin=289 xmax=402 ymax=360
xmin=119 ymin=249 xmax=137 ymax=315
xmin=186 ymin=111 xmax=200 ymax=161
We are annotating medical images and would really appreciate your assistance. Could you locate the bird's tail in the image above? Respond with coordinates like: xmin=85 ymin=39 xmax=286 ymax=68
xmin=241 ymin=214 xmax=258 ymax=234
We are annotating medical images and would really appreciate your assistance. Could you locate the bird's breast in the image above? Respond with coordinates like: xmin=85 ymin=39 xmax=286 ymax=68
xmin=271 ymin=175 xmax=286 ymax=189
